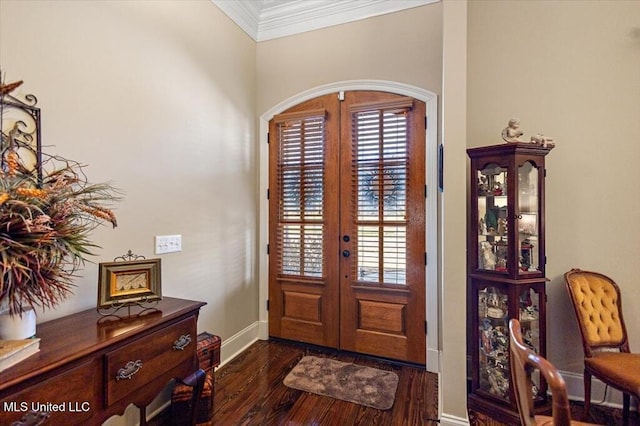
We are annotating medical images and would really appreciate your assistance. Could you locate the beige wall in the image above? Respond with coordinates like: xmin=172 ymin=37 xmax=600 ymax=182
xmin=468 ymin=0 xmax=640 ymax=396
xmin=1 ymin=1 xmax=257 ymax=423
xmin=256 ymin=4 xmax=443 ymax=113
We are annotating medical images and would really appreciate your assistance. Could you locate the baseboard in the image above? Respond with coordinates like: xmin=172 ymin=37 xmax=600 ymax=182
xmin=218 ymin=321 xmax=261 ymax=368
xmin=440 ymin=413 xmax=470 ymax=425
xmin=560 ymin=369 xmax=629 ymax=410
xmin=427 ymin=347 xmax=439 ymax=373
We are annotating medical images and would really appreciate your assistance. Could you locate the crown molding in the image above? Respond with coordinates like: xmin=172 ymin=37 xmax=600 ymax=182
xmin=212 ymin=0 xmax=439 ymax=42
xmin=212 ymin=0 xmax=262 ymax=41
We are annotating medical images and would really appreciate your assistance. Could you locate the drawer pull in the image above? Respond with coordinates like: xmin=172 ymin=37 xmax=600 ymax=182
xmin=12 ymin=410 xmax=50 ymax=426
xmin=116 ymin=360 xmax=143 ymax=381
xmin=173 ymin=334 xmax=192 ymax=351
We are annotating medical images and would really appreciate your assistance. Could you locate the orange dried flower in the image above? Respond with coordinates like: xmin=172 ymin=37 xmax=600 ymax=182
xmin=6 ymin=151 xmax=19 ymax=176
xmin=77 ymin=204 xmax=118 ymax=228
xmin=15 ymin=187 xmax=47 ymax=198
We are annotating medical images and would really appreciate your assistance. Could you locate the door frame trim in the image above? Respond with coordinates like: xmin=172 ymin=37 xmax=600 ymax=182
xmin=258 ymin=80 xmax=439 ymax=373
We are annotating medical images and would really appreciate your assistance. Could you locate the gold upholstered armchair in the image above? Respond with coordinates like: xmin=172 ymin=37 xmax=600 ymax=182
xmin=564 ymin=268 xmax=640 ymax=424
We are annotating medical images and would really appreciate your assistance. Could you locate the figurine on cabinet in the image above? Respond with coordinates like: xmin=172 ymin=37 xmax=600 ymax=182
xmin=520 ymin=238 xmax=534 ymax=271
xmin=530 ymin=133 xmax=555 ymax=148
xmin=501 ymin=118 xmax=556 ymax=148
xmin=478 ymin=176 xmax=489 ymax=195
xmin=501 ymin=118 xmax=525 ymax=143
xmin=488 ymin=369 xmax=509 ymax=397
xmin=519 ymin=291 xmax=538 ymax=321
xmin=486 ymin=287 xmax=506 ymax=318
xmin=485 ymin=210 xmax=498 ymax=234
xmin=494 ymin=239 xmax=508 ymax=271
xmin=497 ymin=217 xmax=507 ymax=236
xmin=492 ymin=181 xmax=504 ymax=196
xmin=479 ymin=241 xmax=496 ymax=270
xmin=478 ymin=217 xmax=486 ymax=235
xmin=480 ymin=319 xmax=492 ymax=354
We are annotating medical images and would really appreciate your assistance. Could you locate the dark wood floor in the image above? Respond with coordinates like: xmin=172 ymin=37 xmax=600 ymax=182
xmin=151 ymin=339 xmax=638 ymax=426
xmin=154 ymin=339 xmax=439 ymax=425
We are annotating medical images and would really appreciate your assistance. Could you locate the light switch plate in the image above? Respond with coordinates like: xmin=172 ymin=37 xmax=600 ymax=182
xmin=155 ymin=235 xmax=182 ymax=254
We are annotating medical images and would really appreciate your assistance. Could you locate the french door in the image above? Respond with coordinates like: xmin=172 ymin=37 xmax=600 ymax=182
xmin=268 ymin=91 xmax=426 ymax=364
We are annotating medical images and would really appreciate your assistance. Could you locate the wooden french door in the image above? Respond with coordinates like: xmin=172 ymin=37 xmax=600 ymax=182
xmin=268 ymin=91 xmax=426 ymax=364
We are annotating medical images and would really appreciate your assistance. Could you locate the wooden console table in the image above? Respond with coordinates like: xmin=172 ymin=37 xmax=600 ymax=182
xmin=0 ymin=297 xmax=206 ymax=425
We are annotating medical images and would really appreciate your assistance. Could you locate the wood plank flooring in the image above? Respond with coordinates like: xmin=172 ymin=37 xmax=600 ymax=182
xmin=153 ymin=338 xmax=439 ymax=425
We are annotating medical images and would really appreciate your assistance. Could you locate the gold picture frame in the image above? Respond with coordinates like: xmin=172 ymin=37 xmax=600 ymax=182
xmin=97 ymin=259 xmax=162 ymax=308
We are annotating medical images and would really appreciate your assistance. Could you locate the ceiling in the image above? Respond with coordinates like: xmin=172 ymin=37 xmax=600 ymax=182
xmin=211 ymin=0 xmax=438 ymax=42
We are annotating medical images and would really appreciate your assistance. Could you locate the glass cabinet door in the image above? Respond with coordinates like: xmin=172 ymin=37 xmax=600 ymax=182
xmin=478 ymin=286 xmax=509 ymax=399
xmin=517 ymin=161 xmax=539 ymax=273
xmin=477 ymin=164 xmax=508 ymax=272
xmin=518 ymin=287 xmax=543 ymax=399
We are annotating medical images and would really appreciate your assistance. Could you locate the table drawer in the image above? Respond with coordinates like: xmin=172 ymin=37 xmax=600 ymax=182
xmin=0 ymin=360 xmax=98 ymax=425
xmin=105 ymin=316 xmax=196 ymax=406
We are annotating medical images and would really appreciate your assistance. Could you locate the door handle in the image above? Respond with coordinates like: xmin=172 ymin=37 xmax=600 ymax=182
xmin=342 ymin=250 xmax=350 ymax=258
xmin=342 ymin=235 xmax=350 ymax=242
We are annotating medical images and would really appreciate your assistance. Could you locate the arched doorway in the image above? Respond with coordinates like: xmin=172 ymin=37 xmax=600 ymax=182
xmin=258 ymin=81 xmax=439 ymax=370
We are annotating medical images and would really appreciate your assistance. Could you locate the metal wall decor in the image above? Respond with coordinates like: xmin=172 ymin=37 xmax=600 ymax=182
xmin=0 ymin=75 xmax=42 ymax=182
xmin=97 ymin=250 xmax=162 ymax=319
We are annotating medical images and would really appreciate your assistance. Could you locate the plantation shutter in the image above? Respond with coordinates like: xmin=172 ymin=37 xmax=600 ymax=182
xmin=273 ymin=109 xmax=326 ymax=278
xmin=350 ymin=99 xmax=413 ymax=285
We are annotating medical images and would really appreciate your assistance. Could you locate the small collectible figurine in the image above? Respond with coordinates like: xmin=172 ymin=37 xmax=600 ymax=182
xmin=478 ymin=176 xmax=489 ymax=195
xmin=479 ymin=241 xmax=496 ymax=271
xmin=501 ymin=118 xmax=525 ymax=143
xmin=486 ymin=287 xmax=504 ymax=318
xmin=492 ymin=181 xmax=504 ymax=196
xmin=530 ymin=133 xmax=555 ymax=148
xmin=497 ymin=217 xmax=507 ymax=236
xmin=479 ymin=217 xmax=486 ymax=235
xmin=501 ymin=118 xmax=557 ymax=148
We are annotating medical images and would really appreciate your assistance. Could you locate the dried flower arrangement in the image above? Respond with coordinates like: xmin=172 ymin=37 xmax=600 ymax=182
xmin=1 ymin=77 xmax=120 ymax=316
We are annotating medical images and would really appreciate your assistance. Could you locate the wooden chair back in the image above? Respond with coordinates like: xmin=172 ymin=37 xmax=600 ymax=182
xmin=509 ymin=319 xmax=572 ymax=426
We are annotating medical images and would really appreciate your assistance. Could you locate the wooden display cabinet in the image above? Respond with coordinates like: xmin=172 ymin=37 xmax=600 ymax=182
xmin=466 ymin=142 xmax=553 ymax=425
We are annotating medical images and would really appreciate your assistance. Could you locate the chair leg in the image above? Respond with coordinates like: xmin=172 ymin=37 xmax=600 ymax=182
xmin=622 ymin=393 xmax=630 ymax=425
xmin=583 ymin=370 xmax=592 ymax=421
xmin=179 ymin=368 xmax=206 ymax=426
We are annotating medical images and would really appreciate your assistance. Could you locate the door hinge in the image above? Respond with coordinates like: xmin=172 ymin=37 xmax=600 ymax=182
xmin=266 ymin=300 xmax=270 ymax=311
xmin=424 ymin=116 xmax=428 ymax=129
xmin=267 ymin=188 xmax=270 ymax=200
xmin=544 ymin=168 xmax=547 ymax=177
xmin=267 ymin=132 xmax=270 ymax=144
xmin=267 ymin=244 xmax=270 ymax=255
xmin=424 ymin=185 xmax=428 ymax=198
xmin=425 ymin=320 xmax=428 ymax=334
xmin=424 ymin=252 xmax=427 ymax=266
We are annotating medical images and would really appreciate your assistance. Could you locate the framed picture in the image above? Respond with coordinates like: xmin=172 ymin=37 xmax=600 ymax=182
xmin=98 ymin=259 xmax=162 ymax=308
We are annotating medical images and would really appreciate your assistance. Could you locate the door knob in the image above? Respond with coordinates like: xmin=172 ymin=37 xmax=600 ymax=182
xmin=342 ymin=235 xmax=350 ymax=242
xmin=342 ymin=250 xmax=350 ymax=258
